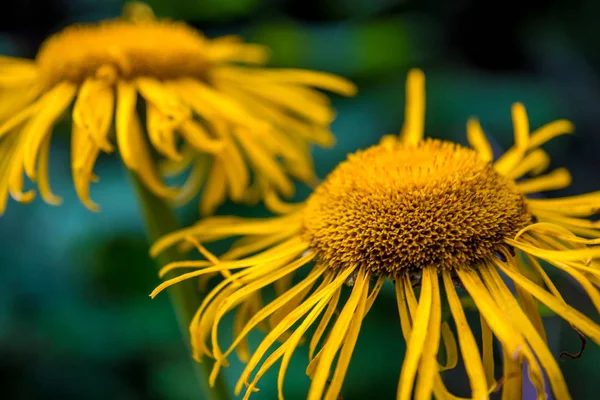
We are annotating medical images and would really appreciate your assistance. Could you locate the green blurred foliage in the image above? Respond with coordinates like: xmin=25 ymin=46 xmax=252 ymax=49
xmin=140 ymin=0 xmax=262 ymax=21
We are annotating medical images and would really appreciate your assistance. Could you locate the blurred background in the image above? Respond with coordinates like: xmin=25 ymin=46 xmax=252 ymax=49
xmin=2 ymin=0 xmax=600 ymax=399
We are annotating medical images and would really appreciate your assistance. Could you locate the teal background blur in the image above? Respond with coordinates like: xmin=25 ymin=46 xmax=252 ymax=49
xmin=2 ymin=0 xmax=600 ymax=399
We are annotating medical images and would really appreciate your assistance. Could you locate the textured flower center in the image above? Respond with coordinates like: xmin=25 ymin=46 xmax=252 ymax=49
xmin=36 ymin=20 xmax=210 ymax=86
xmin=302 ymin=139 xmax=533 ymax=276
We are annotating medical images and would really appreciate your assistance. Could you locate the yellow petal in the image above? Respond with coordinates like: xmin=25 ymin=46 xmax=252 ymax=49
xmin=324 ymin=271 xmax=370 ymax=400
xmin=516 ymin=168 xmax=571 ymax=194
xmin=495 ymin=260 xmax=600 ymax=342
xmin=399 ymin=68 xmax=425 ymax=145
xmin=37 ymin=134 xmax=62 ymax=205
xmin=396 ymin=267 xmax=434 ymax=400
xmin=414 ymin=269 xmax=441 ymax=400
xmin=442 ymin=271 xmax=488 ymax=398
xmin=199 ymin=157 xmax=227 ymax=216
xmin=308 ymin=268 xmax=366 ymax=400
xmin=466 ymin=117 xmax=493 ymax=162
xmin=22 ymin=82 xmax=76 ymax=179
xmin=116 ymin=81 xmax=138 ymax=168
xmin=483 ymin=264 xmax=571 ymax=399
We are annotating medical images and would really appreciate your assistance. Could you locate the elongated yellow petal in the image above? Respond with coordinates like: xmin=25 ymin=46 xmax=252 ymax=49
xmin=516 ymin=168 xmax=571 ymax=193
xmin=483 ymin=264 xmax=571 ymax=399
xmin=177 ymin=120 xmax=225 ymax=154
xmin=136 ymin=77 xmax=190 ymax=123
xmin=395 ymin=279 xmax=413 ymax=339
xmin=456 ymin=268 xmax=524 ymax=355
xmin=528 ymin=119 xmax=574 ymax=149
xmin=222 ymin=229 xmax=299 ymax=261
xmin=220 ymin=262 xmax=325 ymax=365
xmin=23 ymin=82 xmax=76 ymax=179
xmin=173 ymin=156 xmax=209 ymax=206
xmin=206 ymin=39 xmax=269 ymax=64
xmin=0 ymin=60 xmax=38 ymax=87
xmin=466 ymin=117 xmax=493 ymax=162
xmin=199 ymin=158 xmax=227 ymax=216
xmin=399 ymin=68 xmax=425 ymax=145
xmin=210 ymin=123 xmax=249 ymax=201
xmin=546 ymin=260 xmax=600 ymax=314
xmin=210 ymin=254 xmax=317 ymax=360
xmin=501 ymin=349 xmax=522 ymax=400
xmin=8 ymin=138 xmax=35 ymax=203
xmin=128 ymin=112 xmax=178 ymax=198
xmin=0 ymin=96 xmax=41 ymax=140
xmin=0 ymin=83 xmax=42 ymax=123
xmin=37 ymin=134 xmax=62 ymax=205
xmin=173 ymin=78 xmax=266 ymax=129
xmin=309 ymin=286 xmax=342 ymax=359
xmin=442 ymin=271 xmax=489 ymax=399
xmin=415 ymin=269 xmax=441 ymax=400
xmin=116 ymin=81 xmax=138 ymax=168
xmin=480 ymin=314 xmax=495 ymax=386
xmin=146 ymin=103 xmax=182 ymax=160
xmin=513 ymin=256 xmax=547 ymax=341
xmin=439 ymin=322 xmax=458 ymax=371
xmin=505 ymin=149 xmax=550 ymax=180
xmin=276 ymin=292 xmax=332 ymax=400
xmin=72 ymin=78 xmax=114 ymax=151
xmin=495 ymin=260 xmax=600 ymax=342
xmin=506 ymin=237 xmax=600 ymax=262
xmin=238 ymin=269 xmax=353 ymax=395
xmin=324 ymin=271 xmax=370 ymax=400
xmin=215 ymin=71 xmax=334 ymax=126
xmin=0 ymin=135 xmax=20 ymax=214
xmin=233 ymin=128 xmax=294 ymax=197
xmin=236 ymin=68 xmax=358 ymax=96
xmin=308 ymin=268 xmax=366 ymax=400
xmin=397 ymin=267 xmax=433 ymax=400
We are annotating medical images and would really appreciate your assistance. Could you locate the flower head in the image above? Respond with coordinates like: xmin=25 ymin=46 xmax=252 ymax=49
xmin=151 ymin=69 xmax=600 ymax=400
xmin=0 ymin=2 xmax=356 ymax=215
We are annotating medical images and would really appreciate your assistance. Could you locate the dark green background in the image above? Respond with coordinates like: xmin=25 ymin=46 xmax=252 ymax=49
xmin=1 ymin=0 xmax=600 ymax=399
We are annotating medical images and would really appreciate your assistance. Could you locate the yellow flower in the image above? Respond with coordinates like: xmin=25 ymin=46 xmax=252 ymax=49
xmin=150 ymin=69 xmax=600 ymax=400
xmin=0 ymin=2 xmax=356 ymax=215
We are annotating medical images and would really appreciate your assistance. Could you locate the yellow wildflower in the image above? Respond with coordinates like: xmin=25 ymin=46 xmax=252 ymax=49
xmin=0 ymin=2 xmax=356 ymax=215
xmin=151 ymin=69 xmax=600 ymax=400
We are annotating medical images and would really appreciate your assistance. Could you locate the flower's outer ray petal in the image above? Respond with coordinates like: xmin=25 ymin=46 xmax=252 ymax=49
xmin=22 ymin=82 xmax=76 ymax=180
xmin=483 ymin=264 xmax=571 ymax=399
xmin=494 ymin=102 xmax=529 ymax=175
xmin=414 ymin=268 xmax=442 ymax=400
xmin=480 ymin=313 xmax=495 ymax=386
xmin=494 ymin=260 xmax=600 ymax=343
xmin=37 ymin=133 xmax=62 ymax=205
xmin=516 ymin=168 xmax=572 ymax=194
xmin=399 ymin=68 xmax=425 ymax=145
xmin=237 ymin=268 xmax=354 ymax=395
xmin=199 ymin=157 xmax=227 ymax=216
xmin=439 ymin=322 xmax=458 ymax=371
xmin=528 ymin=119 xmax=574 ymax=149
xmin=116 ymin=81 xmax=138 ymax=169
xmin=232 ymin=68 xmax=358 ymax=97
xmin=396 ymin=267 xmax=433 ymax=400
xmin=505 ymin=149 xmax=550 ymax=180
xmin=466 ymin=117 xmax=493 ymax=162
xmin=442 ymin=271 xmax=489 ymax=399
xmin=308 ymin=268 xmax=367 ymax=400
xmin=233 ymin=128 xmax=294 ymax=197
xmin=323 ymin=271 xmax=370 ymax=400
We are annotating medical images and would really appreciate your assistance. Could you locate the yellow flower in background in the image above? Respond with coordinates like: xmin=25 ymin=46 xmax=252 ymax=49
xmin=151 ymin=68 xmax=600 ymax=400
xmin=0 ymin=2 xmax=356 ymax=215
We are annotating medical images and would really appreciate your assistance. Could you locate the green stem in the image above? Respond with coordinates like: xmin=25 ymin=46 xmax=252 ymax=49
xmin=129 ymin=173 xmax=230 ymax=400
